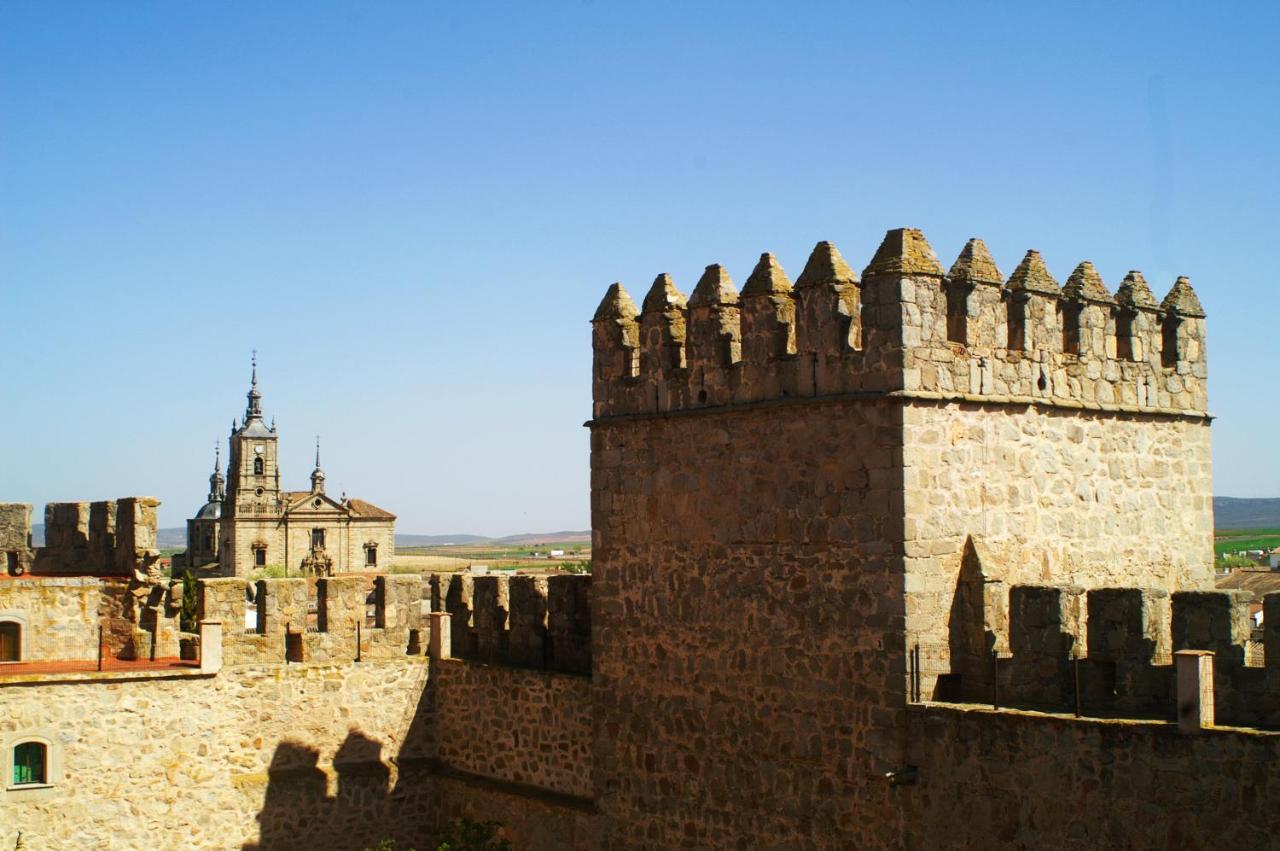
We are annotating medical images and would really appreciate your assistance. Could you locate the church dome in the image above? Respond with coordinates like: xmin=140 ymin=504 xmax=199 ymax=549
xmin=195 ymin=500 xmax=222 ymax=520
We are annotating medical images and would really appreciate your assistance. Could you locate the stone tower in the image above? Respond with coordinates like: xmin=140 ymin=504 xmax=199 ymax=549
xmin=588 ymin=227 xmax=1212 ymax=848
xmin=221 ymin=355 xmax=283 ymax=574
xmin=179 ymin=358 xmax=397 ymax=576
xmin=184 ymin=446 xmax=225 ymax=566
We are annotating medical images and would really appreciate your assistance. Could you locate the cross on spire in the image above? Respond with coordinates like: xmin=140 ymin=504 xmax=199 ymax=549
xmin=310 ymin=434 xmax=326 ymax=494
xmin=244 ymin=351 xmax=263 ymax=422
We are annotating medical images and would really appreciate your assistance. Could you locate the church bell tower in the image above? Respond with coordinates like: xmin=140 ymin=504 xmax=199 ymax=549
xmin=226 ymin=353 xmax=281 ymax=515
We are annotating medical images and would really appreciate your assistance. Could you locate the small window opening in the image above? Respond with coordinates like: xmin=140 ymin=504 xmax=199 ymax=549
xmin=1062 ymin=302 xmax=1082 ymax=355
xmin=245 ymin=584 xmax=259 ymax=632
xmin=1116 ymin=311 xmax=1134 ymax=361
xmin=365 ymin=545 xmax=377 ymax=567
xmin=12 ymin=742 xmax=46 ymax=786
xmin=253 ymin=457 xmax=264 ymax=476
xmin=0 ymin=622 xmax=20 ymax=662
xmin=254 ymin=547 xmax=266 ymax=567
xmin=1007 ymin=297 xmax=1026 ymax=351
xmin=946 ymin=284 xmax=968 ymax=345
xmin=1161 ymin=316 xmax=1180 ymax=367
xmin=311 ymin=528 xmax=325 ymax=549
xmin=365 ymin=577 xmax=385 ymax=629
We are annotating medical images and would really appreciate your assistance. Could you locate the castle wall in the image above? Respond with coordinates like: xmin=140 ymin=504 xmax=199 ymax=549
xmin=586 ymin=226 xmax=1217 ymax=848
xmin=902 ymin=704 xmax=1280 ymax=849
xmin=28 ymin=497 xmax=161 ymax=577
xmin=590 ymin=401 xmax=908 ymax=849
xmin=431 ymin=660 xmax=592 ymax=799
xmin=901 ymin=402 xmax=1215 ymax=659
xmin=0 ymin=659 xmax=435 ymax=851
xmin=0 ymin=504 xmax=33 ymax=574
xmin=0 ymin=577 xmax=106 ymax=662
xmin=2 ymin=568 xmax=595 ymax=850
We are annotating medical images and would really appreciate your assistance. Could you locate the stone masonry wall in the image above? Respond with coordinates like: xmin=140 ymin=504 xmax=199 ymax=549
xmin=0 ymin=577 xmax=104 ymax=662
xmin=27 ymin=497 xmax=161 ymax=577
xmin=587 ymin=225 xmax=1216 ymax=848
xmin=431 ymin=660 xmax=592 ymax=799
xmin=590 ymin=401 xmax=908 ymax=849
xmin=592 ymin=229 xmax=1208 ymax=422
xmin=902 ymin=402 xmax=1214 ymax=679
xmin=902 ymin=704 xmax=1280 ymax=850
xmin=0 ymin=504 xmax=33 ymax=574
xmin=0 ymin=660 xmax=434 ymax=851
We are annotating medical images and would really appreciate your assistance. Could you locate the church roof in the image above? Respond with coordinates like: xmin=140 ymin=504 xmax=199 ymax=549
xmin=281 ymin=491 xmax=396 ymax=520
xmin=195 ymin=501 xmax=222 ymax=520
xmin=346 ymin=498 xmax=396 ymax=520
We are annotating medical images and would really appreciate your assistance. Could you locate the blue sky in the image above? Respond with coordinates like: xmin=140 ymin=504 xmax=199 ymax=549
xmin=2 ymin=2 xmax=1277 ymax=533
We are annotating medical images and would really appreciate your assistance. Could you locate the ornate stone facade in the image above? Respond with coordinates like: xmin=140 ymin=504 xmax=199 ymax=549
xmin=180 ymin=360 xmax=396 ymax=577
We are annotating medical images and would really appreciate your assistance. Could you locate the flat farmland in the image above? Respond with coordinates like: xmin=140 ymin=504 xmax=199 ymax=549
xmin=393 ymin=540 xmax=590 ymax=574
xmin=1214 ymin=528 xmax=1280 ymax=558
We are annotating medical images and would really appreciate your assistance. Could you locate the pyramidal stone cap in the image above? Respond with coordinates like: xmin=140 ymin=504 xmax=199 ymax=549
xmin=862 ymin=228 xmax=944 ymax=278
xmin=593 ymin=282 xmax=640 ymax=322
xmin=1062 ymin=261 xmax=1114 ymax=303
xmin=794 ymin=241 xmax=857 ymax=290
xmin=1116 ymin=270 xmax=1159 ymax=310
xmin=1161 ymin=275 xmax=1206 ymax=317
xmin=741 ymin=252 xmax=794 ymax=297
xmin=688 ymin=264 xmax=739 ymax=307
xmin=1006 ymin=250 xmax=1061 ymax=296
xmin=641 ymin=273 xmax=688 ymax=313
xmin=948 ymin=238 xmax=1003 ymax=286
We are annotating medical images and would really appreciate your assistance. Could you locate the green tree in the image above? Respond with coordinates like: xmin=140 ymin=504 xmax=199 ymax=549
xmin=179 ymin=571 xmax=199 ymax=632
xmin=435 ymin=818 xmax=511 ymax=851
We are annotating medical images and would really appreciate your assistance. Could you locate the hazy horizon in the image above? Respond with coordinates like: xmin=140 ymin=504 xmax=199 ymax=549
xmin=3 ymin=3 xmax=1278 ymax=532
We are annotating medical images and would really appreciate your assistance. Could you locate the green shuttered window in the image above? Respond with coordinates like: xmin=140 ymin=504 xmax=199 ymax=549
xmin=13 ymin=741 xmax=46 ymax=785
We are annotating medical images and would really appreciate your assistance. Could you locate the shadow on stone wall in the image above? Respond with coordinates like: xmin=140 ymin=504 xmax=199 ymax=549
xmin=244 ymin=725 xmax=436 ymax=851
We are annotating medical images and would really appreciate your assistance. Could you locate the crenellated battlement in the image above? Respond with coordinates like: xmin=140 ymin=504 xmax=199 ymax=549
xmin=1 ymin=497 xmax=162 ymax=578
xmin=199 ymin=574 xmax=422 ymax=666
xmin=932 ymin=578 xmax=1280 ymax=728
xmin=592 ymin=228 xmax=1209 ymax=419
xmin=430 ymin=572 xmax=591 ymax=675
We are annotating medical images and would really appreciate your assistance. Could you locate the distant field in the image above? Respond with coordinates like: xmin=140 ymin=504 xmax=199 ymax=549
xmin=1214 ymin=528 xmax=1280 ymax=558
xmin=393 ymin=540 xmax=590 ymax=573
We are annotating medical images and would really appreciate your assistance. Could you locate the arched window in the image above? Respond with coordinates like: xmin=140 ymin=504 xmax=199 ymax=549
xmin=12 ymin=741 xmax=46 ymax=786
xmin=0 ymin=622 xmax=19 ymax=662
xmin=253 ymin=457 xmax=264 ymax=476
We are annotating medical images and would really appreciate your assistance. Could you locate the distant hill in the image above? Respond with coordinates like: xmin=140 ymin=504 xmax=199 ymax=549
xmin=33 ymin=506 xmax=1280 ymax=548
xmin=396 ymin=531 xmax=591 ymax=547
xmin=32 ymin=525 xmax=590 ymax=550
xmin=393 ymin=533 xmax=493 ymax=547
xmin=1214 ymin=497 xmax=1280 ymax=530
xmin=31 ymin=525 xmax=188 ymax=548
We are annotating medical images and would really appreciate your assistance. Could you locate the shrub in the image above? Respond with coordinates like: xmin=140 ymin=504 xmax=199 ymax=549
xmin=435 ymin=818 xmax=511 ymax=851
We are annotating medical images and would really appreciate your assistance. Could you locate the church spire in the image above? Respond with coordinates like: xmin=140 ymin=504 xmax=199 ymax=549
xmin=244 ymin=350 xmax=263 ymax=423
xmin=310 ymin=435 xmax=326 ymax=494
xmin=208 ymin=444 xmax=226 ymax=503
